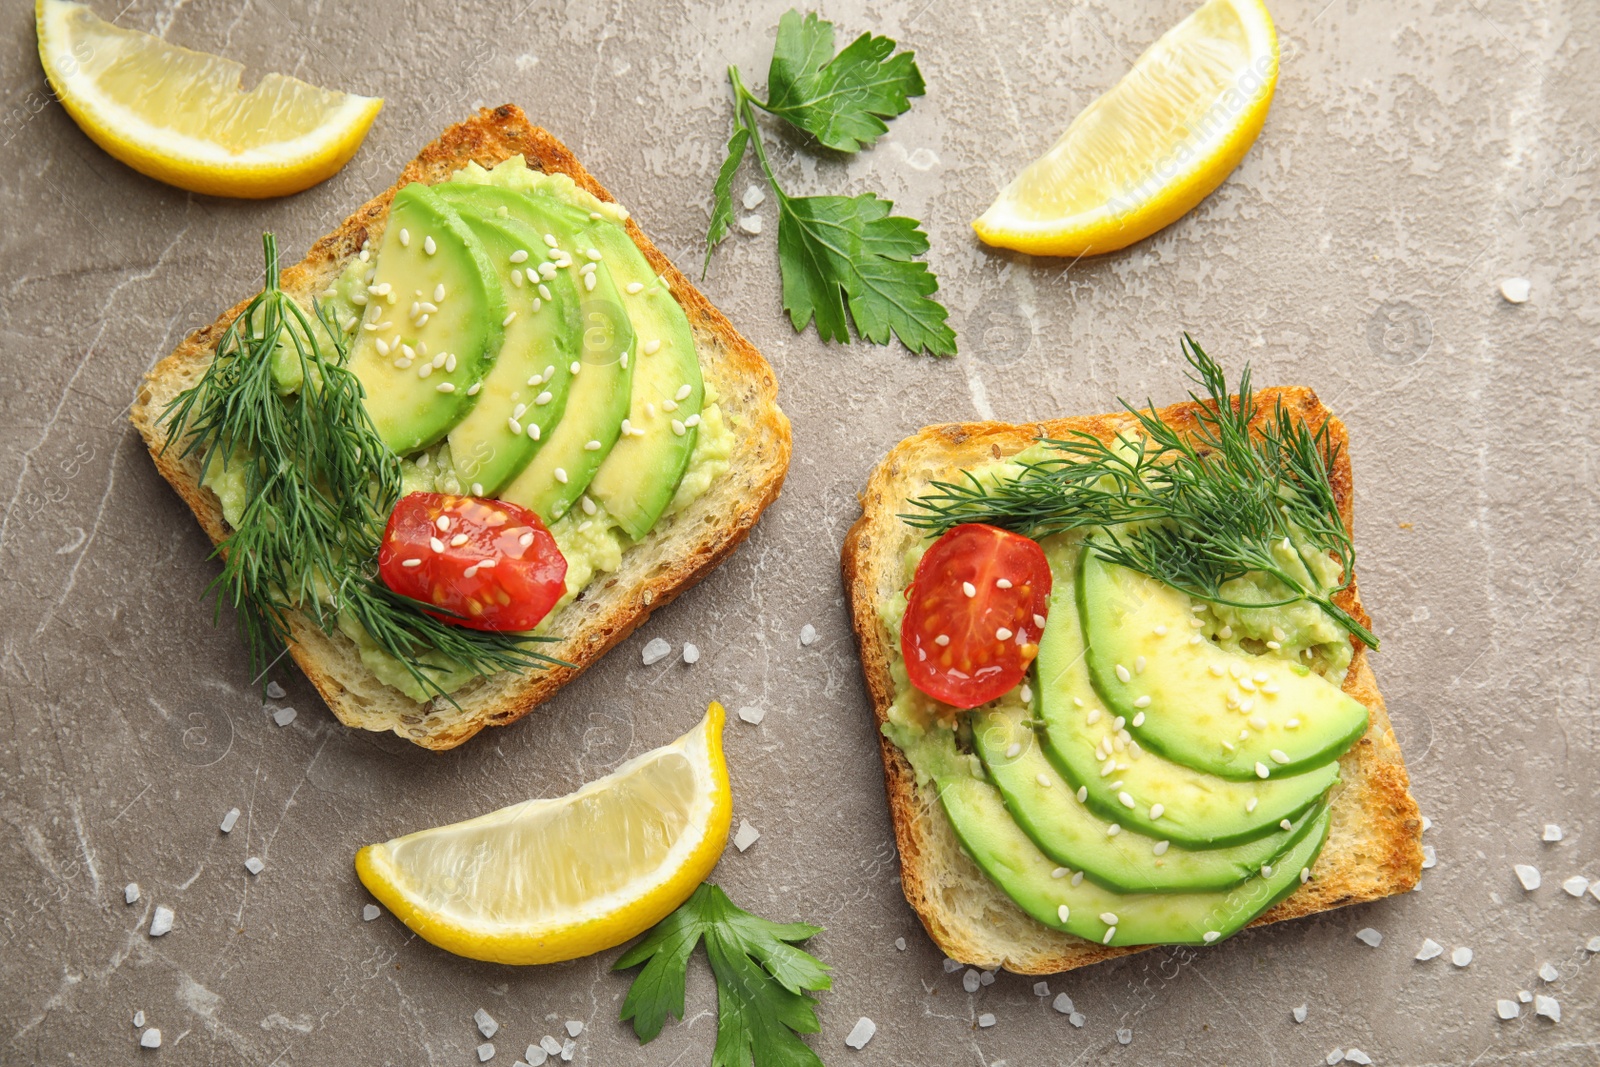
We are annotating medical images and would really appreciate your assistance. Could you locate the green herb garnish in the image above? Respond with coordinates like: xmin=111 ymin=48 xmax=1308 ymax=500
xmin=616 ymin=882 xmax=832 ymax=1067
xmin=161 ymin=233 xmax=562 ymax=698
xmin=903 ymin=336 xmax=1378 ymax=648
xmin=707 ymin=10 xmax=956 ymax=357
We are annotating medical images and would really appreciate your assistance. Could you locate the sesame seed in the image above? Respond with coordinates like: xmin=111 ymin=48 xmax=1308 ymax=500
xmin=584 ymin=439 xmax=602 ymax=451
xmin=671 ymin=419 xmax=686 ymax=436
xmin=1270 ymin=749 xmax=1291 ymax=764
xmin=502 ymin=312 xmax=517 ymax=327
xmin=996 ymin=627 xmax=1013 ymax=641
xmin=626 ymin=281 xmax=644 ymax=294
xmin=996 ymin=577 xmax=1013 ymax=589
xmin=1036 ymin=773 xmax=1051 ymax=787
xmin=1034 ymin=613 xmax=1047 ymax=628
xmin=1280 ymin=818 xmax=1293 ymax=831
xmin=1118 ymin=791 xmax=1135 ymax=809
xmin=1115 ymin=663 xmax=1131 ymax=682
xmin=527 ymin=424 xmax=540 ymax=440
xmin=621 ymin=352 xmax=629 ymax=368
xmin=399 ymin=228 xmax=410 ymax=246
xmin=581 ymin=496 xmax=597 ymax=516
xmin=424 ymin=236 xmax=437 ymax=255
xmin=1203 ymin=931 xmax=1221 ymax=943
xmin=375 ymin=338 xmax=390 ymax=356
xmin=1261 ymin=864 xmax=1273 ymax=877
xmin=934 ymin=634 xmax=950 ymax=646
xmin=467 ymin=382 xmax=481 ymax=396
xmin=1247 ymin=797 xmax=1258 ymax=812
xmin=1133 ymin=695 xmax=1151 ymax=708
xmin=543 ymin=233 xmax=559 ymax=247
xmin=554 ymin=468 xmax=568 ymax=484
xmin=414 ymin=313 xmax=429 ymax=326
xmin=1086 ymin=709 xmax=1100 ymax=724
xmin=519 ymin=531 xmax=535 ymax=548
xmin=508 ymin=418 xmax=523 ymax=435
xmin=1106 ymin=824 xmax=1121 ymax=836
xmin=644 ymin=339 xmax=661 ymax=355
xmin=436 ymin=382 xmax=455 ymax=393
xmin=450 ymin=535 xmax=469 ymax=549
xmin=445 ymin=353 xmax=457 ymax=372
xmin=1154 ymin=624 xmax=1167 ymax=636
xmin=1255 ymin=762 xmax=1270 ymax=779
xmin=430 ymin=537 xmax=445 ymax=553
xmin=538 ymin=284 xmax=553 ymax=301
xmin=1057 ymin=904 xmax=1070 ymax=921
xmin=675 ymin=383 xmax=693 ymax=402
xmin=1134 ymin=655 xmax=1146 ymax=674
xmin=535 ymin=391 xmax=553 ymax=405
xmin=401 ymin=558 xmax=422 ymax=568
xmin=1132 ymin=712 xmax=1146 ymax=727
xmin=584 ymin=273 xmax=596 ymax=292
xmin=962 ymin=582 xmax=977 ymax=597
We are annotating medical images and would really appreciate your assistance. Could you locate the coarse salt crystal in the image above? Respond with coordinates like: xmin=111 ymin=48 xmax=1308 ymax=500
xmin=1346 ymin=1050 xmax=1372 ymax=1065
xmin=1421 ymin=844 xmax=1436 ymax=869
xmin=1069 ymin=1011 xmax=1085 ymax=1027
xmin=1561 ymin=875 xmax=1589 ymax=898
xmin=476 ymin=1009 xmax=499 ymax=1038
xmin=272 ymin=706 xmax=297 ymax=727
xmin=682 ymin=643 xmax=701 ymax=664
xmin=476 ymin=1042 xmax=495 ymax=1061
xmin=979 ymin=969 xmax=995 ymax=986
xmin=526 ymin=1045 xmax=549 ymax=1066
xmin=977 ymin=1013 xmax=996 ymax=1028
xmin=1326 ymin=1050 xmax=1345 ymax=1066
xmin=739 ymin=215 xmax=763 ymax=235
xmin=1292 ymin=1004 xmax=1308 ymax=1023
xmin=1588 ymin=936 xmax=1600 ymax=953
xmin=1053 ymin=992 xmax=1074 ymax=1014
xmin=1500 ymin=277 xmax=1531 ymax=303
xmin=560 ymin=1038 xmax=575 ymax=1061
xmin=220 ymin=807 xmax=240 ymax=833
xmin=1539 ymin=962 xmax=1559 ymax=982
xmin=800 ymin=624 xmax=818 ymax=646
xmin=1415 ymin=938 xmax=1443 ymax=961
xmin=1534 ymin=994 xmax=1560 ymax=1022
xmin=962 ymin=969 xmax=980 ymax=993
xmin=149 ymin=906 xmax=173 ymax=937
xmin=1497 ymin=999 xmax=1520 ymax=1020
xmin=1117 ymin=1028 xmax=1132 ymax=1045
xmin=737 ymin=706 xmax=766 ymax=725
xmin=133 ymin=1010 xmax=145 ymax=1027
xmin=1451 ymin=946 xmax=1473 ymax=967
xmin=733 ymin=819 xmax=760 ymax=852
xmin=124 ymin=882 xmax=140 ymax=904
xmin=845 ymin=1017 xmax=876 ymax=1049
xmin=363 ymin=904 xmax=381 ymax=921
xmin=1033 ymin=981 xmax=1050 ymax=997
xmin=895 ymin=937 xmax=906 ymax=951
xmin=1355 ymin=927 xmax=1382 ymax=948
xmin=1514 ymin=864 xmax=1541 ymax=890
xmin=1542 ymin=823 xmax=1563 ymax=842
xmin=1518 ymin=990 xmax=1533 ymax=1003
xmin=943 ymin=958 xmax=962 ymax=973
xmin=245 ymin=857 xmax=265 ymax=875
xmin=266 ymin=681 xmax=286 ymax=699
xmin=641 ymin=637 xmax=671 ymax=665
xmin=742 ymin=185 xmax=766 ymax=210
xmin=565 ymin=1021 xmax=583 ymax=1037
xmin=140 ymin=1028 xmax=162 ymax=1048
xmin=540 ymin=1035 xmax=563 ymax=1055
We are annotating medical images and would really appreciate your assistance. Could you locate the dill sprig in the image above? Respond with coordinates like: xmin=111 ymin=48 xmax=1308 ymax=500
xmin=161 ymin=233 xmax=563 ymax=699
xmin=902 ymin=336 xmax=1377 ymax=649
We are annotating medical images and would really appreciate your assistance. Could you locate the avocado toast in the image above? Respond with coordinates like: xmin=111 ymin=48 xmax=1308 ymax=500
xmin=842 ymin=351 xmax=1422 ymax=972
xmin=131 ymin=106 xmax=790 ymax=750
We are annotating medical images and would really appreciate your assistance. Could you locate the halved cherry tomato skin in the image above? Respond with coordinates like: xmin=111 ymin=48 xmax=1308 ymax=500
xmin=901 ymin=524 xmax=1052 ymax=709
xmin=378 ymin=492 xmax=567 ymax=632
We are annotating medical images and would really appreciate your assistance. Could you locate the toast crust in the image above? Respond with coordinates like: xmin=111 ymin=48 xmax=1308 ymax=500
xmin=129 ymin=105 xmax=791 ymax=750
xmin=841 ymin=390 xmax=1423 ymax=973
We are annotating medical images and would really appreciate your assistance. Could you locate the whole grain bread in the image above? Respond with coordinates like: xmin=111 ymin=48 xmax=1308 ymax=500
xmin=130 ymin=105 xmax=791 ymax=751
xmin=841 ymin=388 xmax=1422 ymax=973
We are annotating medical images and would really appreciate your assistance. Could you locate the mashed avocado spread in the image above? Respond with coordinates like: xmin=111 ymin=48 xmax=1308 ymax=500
xmin=203 ymin=158 xmax=735 ymax=701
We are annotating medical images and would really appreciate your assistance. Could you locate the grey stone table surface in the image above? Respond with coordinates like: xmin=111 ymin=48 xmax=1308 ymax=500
xmin=3 ymin=0 xmax=1597 ymax=1063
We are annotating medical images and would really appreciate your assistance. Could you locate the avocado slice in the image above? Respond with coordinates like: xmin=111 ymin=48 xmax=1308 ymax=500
xmin=571 ymin=219 xmax=702 ymax=540
xmin=437 ymin=209 xmax=581 ymax=496
xmin=1037 ymin=540 xmax=1339 ymax=847
xmin=438 ymin=185 xmax=636 ymax=524
xmin=938 ymin=774 xmax=1330 ymax=947
xmin=348 ymin=183 xmax=507 ymax=455
xmin=972 ymin=704 xmax=1320 ymax=893
xmin=1078 ymin=545 xmax=1370 ymax=780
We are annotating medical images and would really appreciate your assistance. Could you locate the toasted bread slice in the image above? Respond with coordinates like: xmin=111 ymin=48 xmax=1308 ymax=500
xmin=841 ymin=388 xmax=1422 ymax=973
xmin=130 ymin=106 xmax=791 ymax=750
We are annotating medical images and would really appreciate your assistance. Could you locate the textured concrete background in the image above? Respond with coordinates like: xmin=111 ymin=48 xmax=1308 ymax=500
xmin=3 ymin=0 xmax=1598 ymax=1063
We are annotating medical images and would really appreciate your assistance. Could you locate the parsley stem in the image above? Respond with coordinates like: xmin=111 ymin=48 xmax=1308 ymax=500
xmin=728 ymin=65 xmax=784 ymax=197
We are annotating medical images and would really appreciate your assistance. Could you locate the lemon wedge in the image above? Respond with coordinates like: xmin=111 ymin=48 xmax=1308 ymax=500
xmin=35 ymin=0 xmax=382 ymax=199
xmin=973 ymin=0 xmax=1277 ymax=257
xmin=356 ymin=703 xmax=732 ymax=965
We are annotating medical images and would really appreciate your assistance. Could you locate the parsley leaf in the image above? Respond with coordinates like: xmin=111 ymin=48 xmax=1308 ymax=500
xmin=616 ymin=883 xmax=832 ymax=1067
xmin=777 ymin=192 xmax=955 ymax=354
xmin=764 ymin=10 xmax=926 ymax=153
xmin=705 ymin=11 xmax=956 ymax=355
xmin=704 ymin=126 xmax=751 ymax=276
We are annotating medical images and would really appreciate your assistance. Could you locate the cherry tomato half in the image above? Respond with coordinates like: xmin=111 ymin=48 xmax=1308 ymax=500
xmin=377 ymin=492 xmax=567 ymax=632
xmin=901 ymin=523 xmax=1052 ymax=709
